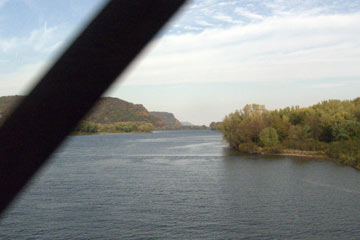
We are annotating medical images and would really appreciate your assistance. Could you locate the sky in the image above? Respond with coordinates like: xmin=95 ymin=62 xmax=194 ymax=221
xmin=1 ymin=0 xmax=360 ymax=125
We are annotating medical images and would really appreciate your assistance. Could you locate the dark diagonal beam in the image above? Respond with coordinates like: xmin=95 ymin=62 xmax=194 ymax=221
xmin=0 ymin=0 xmax=186 ymax=216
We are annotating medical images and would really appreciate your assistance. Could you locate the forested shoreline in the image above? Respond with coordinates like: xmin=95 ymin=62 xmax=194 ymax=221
xmin=220 ymin=98 xmax=360 ymax=169
xmin=0 ymin=95 xmax=205 ymax=134
xmin=73 ymin=121 xmax=154 ymax=134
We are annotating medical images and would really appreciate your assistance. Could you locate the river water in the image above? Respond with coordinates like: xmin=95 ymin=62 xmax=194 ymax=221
xmin=1 ymin=130 xmax=360 ymax=239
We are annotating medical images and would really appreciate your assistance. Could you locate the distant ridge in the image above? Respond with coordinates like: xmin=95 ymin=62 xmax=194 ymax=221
xmin=0 ymin=96 xmax=207 ymax=131
xmin=149 ymin=111 xmax=182 ymax=128
xmin=86 ymin=97 xmax=164 ymax=128
xmin=0 ymin=96 xmax=164 ymax=128
xmin=181 ymin=121 xmax=193 ymax=126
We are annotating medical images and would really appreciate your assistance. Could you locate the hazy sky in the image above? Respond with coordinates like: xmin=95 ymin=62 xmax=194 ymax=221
xmin=1 ymin=0 xmax=360 ymax=125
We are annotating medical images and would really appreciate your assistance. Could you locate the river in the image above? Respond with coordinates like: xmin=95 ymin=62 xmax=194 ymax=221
xmin=1 ymin=130 xmax=360 ymax=239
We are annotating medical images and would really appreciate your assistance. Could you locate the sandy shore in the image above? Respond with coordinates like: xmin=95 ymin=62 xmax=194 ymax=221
xmin=275 ymin=149 xmax=330 ymax=159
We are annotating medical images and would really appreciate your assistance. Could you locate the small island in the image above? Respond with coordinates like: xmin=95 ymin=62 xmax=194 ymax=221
xmin=219 ymin=98 xmax=360 ymax=169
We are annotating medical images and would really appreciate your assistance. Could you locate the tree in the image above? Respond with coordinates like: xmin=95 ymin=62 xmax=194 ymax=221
xmin=222 ymin=104 xmax=268 ymax=149
xmin=288 ymin=125 xmax=312 ymax=142
xmin=259 ymin=127 xmax=279 ymax=147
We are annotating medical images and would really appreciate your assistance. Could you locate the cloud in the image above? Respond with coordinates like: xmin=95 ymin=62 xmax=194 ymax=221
xmin=184 ymin=25 xmax=202 ymax=31
xmin=195 ymin=20 xmax=214 ymax=27
xmin=234 ymin=7 xmax=264 ymax=20
xmin=28 ymin=23 xmax=63 ymax=53
xmin=213 ymin=13 xmax=242 ymax=24
xmin=0 ymin=37 xmax=18 ymax=52
xmin=118 ymin=11 xmax=360 ymax=87
xmin=218 ymin=1 xmax=237 ymax=7
xmin=0 ymin=22 xmax=63 ymax=54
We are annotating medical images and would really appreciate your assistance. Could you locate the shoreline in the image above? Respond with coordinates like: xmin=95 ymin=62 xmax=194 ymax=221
xmin=236 ymin=147 xmax=330 ymax=160
xmin=271 ymin=149 xmax=330 ymax=160
xmin=242 ymin=148 xmax=360 ymax=170
xmin=71 ymin=131 xmax=153 ymax=136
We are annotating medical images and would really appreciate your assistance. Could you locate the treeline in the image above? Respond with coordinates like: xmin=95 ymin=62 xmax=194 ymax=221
xmin=221 ymin=98 xmax=360 ymax=169
xmin=209 ymin=121 xmax=223 ymax=130
xmin=155 ymin=125 xmax=209 ymax=130
xmin=73 ymin=121 xmax=154 ymax=134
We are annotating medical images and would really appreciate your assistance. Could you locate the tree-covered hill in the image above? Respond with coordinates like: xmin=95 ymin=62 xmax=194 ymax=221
xmin=85 ymin=97 xmax=164 ymax=128
xmin=221 ymin=98 xmax=360 ymax=169
xmin=0 ymin=96 xmax=165 ymax=133
xmin=149 ymin=111 xmax=182 ymax=129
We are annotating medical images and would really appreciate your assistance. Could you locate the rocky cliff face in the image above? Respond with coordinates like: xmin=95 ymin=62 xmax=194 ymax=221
xmin=149 ymin=111 xmax=182 ymax=128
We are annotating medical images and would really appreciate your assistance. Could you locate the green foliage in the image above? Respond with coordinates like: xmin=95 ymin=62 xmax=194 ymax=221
xmin=288 ymin=125 xmax=312 ymax=142
xmin=74 ymin=121 xmax=101 ymax=133
xmin=85 ymin=97 xmax=164 ymax=128
xmin=264 ymin=144 xmax=284 ymax=154
xmin=259 ymin=127 xmax=279 ymax=147
xmin=221 ymin=97 xmax=360 ymax=169
xmin=222 ymin=104 xmax=267 ymax=149
xmin=209 ymin=121 xmax=223 ymax=130
xmin=238 ymin=142 xmax=260 ymax=153
xmin=267 ymin=112 xmax=290 ymax=141
xmin=326 ymin=140 xmax=360 ymax=167
xmin=74 ymin=121 xmax=154 ymax=134
xmin=283 ymin=139 xmax=327 ymax=151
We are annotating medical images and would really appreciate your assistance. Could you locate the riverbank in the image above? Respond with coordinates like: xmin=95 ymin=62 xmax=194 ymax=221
xmin=248 ymin=148 xmax=360 ymax=170
xmin=71 ymin=130 xmax=153 ymax=136
xmin=240 ymin=147 xmax=330 ymax=160
xmin=274 ymin=149 xmax=329 ymax=159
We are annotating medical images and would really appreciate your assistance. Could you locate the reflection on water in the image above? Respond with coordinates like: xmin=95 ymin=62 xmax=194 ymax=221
xmin=1 ymin=130 xmax=360 ymax=239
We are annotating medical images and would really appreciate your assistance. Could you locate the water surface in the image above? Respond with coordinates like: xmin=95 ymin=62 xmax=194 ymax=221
xmin=1 ymin=130 xmax=360 ymax=239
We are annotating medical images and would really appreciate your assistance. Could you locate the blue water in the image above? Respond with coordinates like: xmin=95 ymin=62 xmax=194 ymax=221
xmin=1 ymin=130 xmax=360 ymax=239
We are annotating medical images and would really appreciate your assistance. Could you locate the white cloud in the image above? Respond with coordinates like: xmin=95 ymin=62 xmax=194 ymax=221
xmin=218 ymin=1 xmax=237 ymax=6
xmin=234 ymin=7 xmax=264 ymax=20
xmin=0 ymin=23 xmax=63 ymax=54
xmin=195 ymin=20 xmax=214 ymax=27
xmin=117 ymin=12 xmax=360 ymax=87
xmin=184 ymin=25 xmax=202 ymax=31
xmin=0 ymin=37 xmax=18 ymax=52
xmin=28 ymin=23 xmax=62 ymax=53
xmin=213 ymin=13 xmax=242 ymax=24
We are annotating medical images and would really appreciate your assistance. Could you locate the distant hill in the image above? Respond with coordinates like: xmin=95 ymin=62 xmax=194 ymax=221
xmin=150 ymin=111 xmax=182 ymax=128
xmin=0 ymin=96 xmax=165 ymax=128
xmin=86 ymin=97 xmax=164 ymax=128
xmin=0 ymin=96 xmax=209 ymax=132
xmin=181 ymin=121 xmax=193 ymax=126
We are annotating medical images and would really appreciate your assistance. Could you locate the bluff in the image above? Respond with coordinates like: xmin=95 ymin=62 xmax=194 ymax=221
xmin=86 ymin=97 xmax=164 ymax=128
xmin=0 ymin=96 xmax=165 ymax=128
xmin=149 ymin=111 xmax=182 ymax=129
